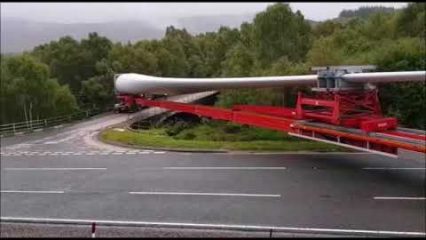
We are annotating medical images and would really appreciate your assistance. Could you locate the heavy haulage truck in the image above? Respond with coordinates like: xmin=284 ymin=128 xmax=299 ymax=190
xmin=113 ymin=66 xmax=426 ymax=159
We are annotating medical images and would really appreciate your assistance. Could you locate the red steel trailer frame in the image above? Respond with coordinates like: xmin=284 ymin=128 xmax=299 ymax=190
xmin=116 ymin=91 xmax=425 ymax=158
xmin=115 ymin=66 xmax=425 ymax=158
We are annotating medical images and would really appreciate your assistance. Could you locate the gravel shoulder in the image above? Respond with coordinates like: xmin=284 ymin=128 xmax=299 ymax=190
xmin=1 ymin=223 xmax=354 ymax=238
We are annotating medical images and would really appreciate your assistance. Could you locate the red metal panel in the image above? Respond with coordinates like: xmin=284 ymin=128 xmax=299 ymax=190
xmin=360 ymin=118 xmax=397 ymax=132
xmin=233 ymin=111 xmax=295 ymax=132
xmin=304 ymin=112 xmax=333 ymax=121
xmin=300 ymin=98 xmax=336 ymax=107
xmin=232 ymin=105 xmax=296 ymax=118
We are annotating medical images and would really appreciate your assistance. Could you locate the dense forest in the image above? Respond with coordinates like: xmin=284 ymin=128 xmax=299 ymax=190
xmin=1 ymin=3 xmax=425 ymax=129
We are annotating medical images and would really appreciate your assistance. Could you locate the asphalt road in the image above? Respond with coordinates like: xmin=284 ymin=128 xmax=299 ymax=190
xmin=1 ymin=110 xmax=425 ymax=237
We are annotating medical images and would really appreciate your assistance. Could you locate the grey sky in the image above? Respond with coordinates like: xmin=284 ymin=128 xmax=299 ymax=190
xmin=1 ymin=2 xmax=408 ymax=26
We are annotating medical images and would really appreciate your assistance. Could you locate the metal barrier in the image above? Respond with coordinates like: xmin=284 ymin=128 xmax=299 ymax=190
xmin=0 ymin=108 xmax=112 ymax=136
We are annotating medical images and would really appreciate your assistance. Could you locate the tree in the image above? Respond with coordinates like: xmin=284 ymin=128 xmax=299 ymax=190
xmin=396 ymin=3 xmax=425 ymax=38
xmin=80 ymin=78 xmax=111 ymax=109
xmin=252 ymin=3 xmax=313 ymax=65
xmin=0 ymin=55 xmax=78 ymax=124
xmin=220 ymin=44 xmax=255 ymax=77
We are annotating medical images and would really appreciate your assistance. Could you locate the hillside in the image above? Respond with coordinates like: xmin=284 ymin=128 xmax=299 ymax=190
xmin=1 ymin=18 xmax=164 ymax=53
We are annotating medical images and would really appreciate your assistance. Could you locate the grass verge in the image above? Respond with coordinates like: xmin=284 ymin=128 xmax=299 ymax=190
xmin=100 ymin=127 xmax=346 ymax=152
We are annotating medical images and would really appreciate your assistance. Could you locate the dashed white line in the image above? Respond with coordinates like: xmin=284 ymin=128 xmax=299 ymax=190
xmin=363 ymin=167 xmax=426 ymax=170
xmin=153 ymin=151 xmax=166 ymax=154
xmin=129 ymin=192 xmax=281 ymax=198
xmin=4 ymin=168 xmax=107 ymax=171
xmin=163 ymin=167 xmax=287 ymax=170
xmin=374 ymin=197 xmax=426 ymax=200
xmin=1 ymin=190 xmax=64 ymax=194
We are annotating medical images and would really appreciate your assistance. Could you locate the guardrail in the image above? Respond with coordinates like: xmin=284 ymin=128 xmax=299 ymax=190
xmin=0 ymin=108 xmax=112 ymax=136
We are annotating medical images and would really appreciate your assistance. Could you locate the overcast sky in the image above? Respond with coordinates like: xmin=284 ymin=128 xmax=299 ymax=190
xmin=1 ymin=2 xmax=408 ymax=26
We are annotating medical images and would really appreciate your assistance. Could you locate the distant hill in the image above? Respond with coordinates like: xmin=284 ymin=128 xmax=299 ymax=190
xmin=176 ymin=13 xmax=256 ymax=34
xmin=338 ymin=6 xmax=396 ymax=19
xmin=1 ymin=18 xmax=165 ymax=54
xmin=1 ymin=14 xmax=321 ymax=54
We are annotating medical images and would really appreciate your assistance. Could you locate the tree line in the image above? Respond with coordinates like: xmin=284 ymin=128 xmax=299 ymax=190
xmin=1 ymin=3 xmax=424 ymax=129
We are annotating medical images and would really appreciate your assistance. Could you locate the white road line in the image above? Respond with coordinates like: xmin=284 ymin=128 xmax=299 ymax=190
xmin=363 ymin=167 xmax=426 ymax=170
xmin=137 ymin=152 xmax=150 ymax=154
xmin=1 ymin=190 xmax=64 ymax=194
xmin=129 ymin=192 xmax=281 ymax=198
xmin=4 ymin=168 xmax=107 ymax=171
xmin=1 ymin=217 xmax=424 ymax=237
xmin=163 ymin=167 xmax=287 ymax=170
xmin=374 ymin=197 xmax=426 ymax=200
xmin=153 ymin=151 xmax=166 ymax=154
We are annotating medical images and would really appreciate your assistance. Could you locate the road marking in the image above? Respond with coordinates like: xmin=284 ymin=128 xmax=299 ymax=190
xmin=1 ymin=217 xmax=424 ymax=237
xmin=0 ymin=190 xmax=64 ymax=194
xmin=4 ymin=168 xmax=107 ymax=171
xmin=363 ymin=167 xmax=426 ymax=170
xmin=163 ymin=167 xmax=287 ymax=170
xmin=129 ymin=192 xmax=281 ymax=198
xmin=153 ymin=151 xmax=166 ymax=154
xmin=374 ymin=197 xmax=426 ymax=200
xmin=137 ymin=152 xmax=150 ymax=154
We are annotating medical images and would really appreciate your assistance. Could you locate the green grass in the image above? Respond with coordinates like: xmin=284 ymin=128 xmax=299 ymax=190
xmin=101 ymin=126 xmax=346 ymax=152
